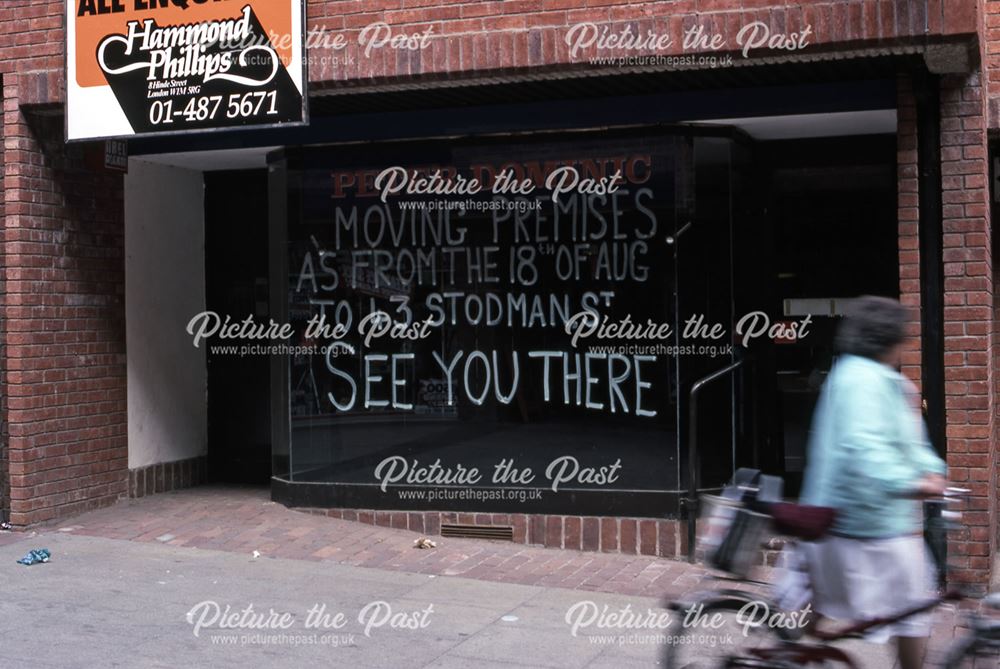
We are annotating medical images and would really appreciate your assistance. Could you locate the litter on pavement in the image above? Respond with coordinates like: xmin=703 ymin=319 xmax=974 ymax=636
xmin=17 ymin=549 xmax=51 ymax=566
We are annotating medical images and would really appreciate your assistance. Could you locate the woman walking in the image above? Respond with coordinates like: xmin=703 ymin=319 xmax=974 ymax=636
xmin=801 ymin=295 xmax=946 ymax=669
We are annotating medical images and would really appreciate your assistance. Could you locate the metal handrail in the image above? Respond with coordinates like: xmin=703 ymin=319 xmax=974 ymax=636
xmin=684 ymin=358 xmax=745 ymax=562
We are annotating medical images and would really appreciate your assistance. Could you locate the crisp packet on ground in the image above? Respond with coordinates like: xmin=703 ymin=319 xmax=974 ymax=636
xmin=17 ymin=548 xmax=50 ymax=565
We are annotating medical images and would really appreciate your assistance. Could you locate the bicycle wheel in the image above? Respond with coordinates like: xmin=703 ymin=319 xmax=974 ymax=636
xmin=940 ymin=634 xmax=1000 ymax=669
xmin=661 ymin=592 xmax=795 ymax=669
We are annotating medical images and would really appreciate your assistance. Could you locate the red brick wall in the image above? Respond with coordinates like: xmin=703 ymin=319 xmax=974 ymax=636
xmin=977 ymin=0 xmax=1000 ymax=588
xmin=305 ymin=0 xmax=976 ymax=85
xmin=2 ymin=100 xmax=127 ymax=527
xmin=0 ymin=0 xmax=984 ymax=530
xmin=0 ymin=1 xmax=979 ymax=101
xmin=896 ymin=68 xmax=996 ymax=591
xmin=0 ymin=0 xmax=84 ymax=526
xmin=128 ymin=456 xmax=207 ymax=499
xmin=984 ymin=0 xmax=1000 ymax=127
xmin=939 ymin=70 xmax=995 ymax=592
xmin=303 ymin=507 xmax=686 ymax=558
xmin=0 ymin=71 xmax=5 ymax=522
xmin=897 ymin=74 xmax=922 ymax=388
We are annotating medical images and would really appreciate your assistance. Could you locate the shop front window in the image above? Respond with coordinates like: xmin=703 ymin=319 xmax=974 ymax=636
xmin=271 ymin=128 xmax=736 ymax=514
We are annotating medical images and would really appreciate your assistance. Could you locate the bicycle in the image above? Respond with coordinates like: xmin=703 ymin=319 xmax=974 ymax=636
xmin=661 ymin=474 xmax=1000 ymax=668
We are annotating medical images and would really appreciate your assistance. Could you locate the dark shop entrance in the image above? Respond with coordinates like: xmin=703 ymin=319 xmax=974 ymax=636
xmin=144 ymin=73 xmax=903 ymax=515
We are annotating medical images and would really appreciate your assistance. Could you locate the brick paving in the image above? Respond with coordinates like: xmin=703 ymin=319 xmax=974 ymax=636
xmin=40 ymin=485 xmax=706 ymax=601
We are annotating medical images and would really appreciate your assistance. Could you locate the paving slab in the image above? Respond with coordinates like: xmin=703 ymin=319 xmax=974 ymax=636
xmin=0 ymin=533 xmax=670 ymax=669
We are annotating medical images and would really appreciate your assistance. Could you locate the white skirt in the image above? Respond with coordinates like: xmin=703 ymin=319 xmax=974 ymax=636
xmin=801 ymin=534 xmax=935 ymax=643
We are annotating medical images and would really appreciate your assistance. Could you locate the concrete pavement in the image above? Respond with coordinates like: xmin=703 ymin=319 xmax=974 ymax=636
xmin=1 ymin=532 xmax=672 ymax=668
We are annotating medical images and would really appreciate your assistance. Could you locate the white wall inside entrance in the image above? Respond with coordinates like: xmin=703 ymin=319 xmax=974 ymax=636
xmin=125 ymin=159 xmax=207 ymax=469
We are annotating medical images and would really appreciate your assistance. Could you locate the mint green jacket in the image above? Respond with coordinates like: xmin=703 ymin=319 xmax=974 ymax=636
xmin=800 ymin=354 xmax=946 ymax=539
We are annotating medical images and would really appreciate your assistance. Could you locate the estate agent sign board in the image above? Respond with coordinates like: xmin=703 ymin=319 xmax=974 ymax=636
xmin=67 ymin=0 xmax=307 ymax=141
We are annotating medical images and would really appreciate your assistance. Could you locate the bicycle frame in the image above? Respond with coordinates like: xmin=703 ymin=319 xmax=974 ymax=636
xmin=959 ymin=612 xmax=1000 ymax=652
xmin=669 ymin=588 xmax=965 ymax=669
xmin=810 ymin=590 xmax=964 ymax=642
xmin=668 ymin=486 xmax=978 ymax=668
xmin=744 ymin=591 xmax=964 ymax=668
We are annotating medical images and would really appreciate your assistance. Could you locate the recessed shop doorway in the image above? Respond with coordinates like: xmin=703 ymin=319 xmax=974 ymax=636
xmin=205 ymin=170 xmax=272 ymax=484
xmin=734 ymin=132 xmax=900 ymax=496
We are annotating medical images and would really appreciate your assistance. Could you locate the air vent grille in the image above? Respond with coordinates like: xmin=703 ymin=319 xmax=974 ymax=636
xmin=440 ymin=524 xmax=514 ymax=541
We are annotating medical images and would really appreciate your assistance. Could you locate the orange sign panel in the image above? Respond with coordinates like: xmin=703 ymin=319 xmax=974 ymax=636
xmin=67 ymin=0 xmax=307 ymax=140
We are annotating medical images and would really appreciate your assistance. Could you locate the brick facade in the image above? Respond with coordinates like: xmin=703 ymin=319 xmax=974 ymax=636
xmin=128 ymin=456 xmax=208 ymax=499
xmin=984 ymin=0 xmax=1000 ymax=126
xmin=299 ymin=507 xmax=687 ymax=558
xmin=939 ymin=71 xmax=995 ymax=590
xmin=301 ymin=0 xmax=976 ymax=86
xmin=1 ymin=0 xmax=998 ymax=589
xmin=896 ymin=6 xmax=999 ymax=590
xmin=2 ymin=106 xmax=127 ymax=527
xmin=897 ymin=73 xmax=922 ymax=388
xmin=980 ymin=0 xmax=1000 ymax=587
xmin=0 ymin=79 xmax=5 ymax=524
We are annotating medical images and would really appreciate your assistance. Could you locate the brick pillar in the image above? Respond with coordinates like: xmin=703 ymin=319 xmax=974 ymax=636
xmin=939 ymin=72 xmax=995 ymax=593
xmin=897 ymin=73 xmax=922 ymax=388
xmin=0 ymin=71 xmax=5 ymax=524
xmin=2 ymin=73 xmax=128 ymax=527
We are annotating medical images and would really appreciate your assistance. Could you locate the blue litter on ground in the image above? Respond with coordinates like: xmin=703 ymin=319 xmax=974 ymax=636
xmin=17 ymin=549 xmax=50 ymax=565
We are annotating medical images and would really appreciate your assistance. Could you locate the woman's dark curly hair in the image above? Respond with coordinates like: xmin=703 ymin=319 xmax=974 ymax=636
xmin=834 ymin=295 xmax=908 ymax=360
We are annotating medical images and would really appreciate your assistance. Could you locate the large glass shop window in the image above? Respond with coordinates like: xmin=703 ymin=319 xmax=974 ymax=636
xmin=275 ymin=130 xmax=734 ymax=513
